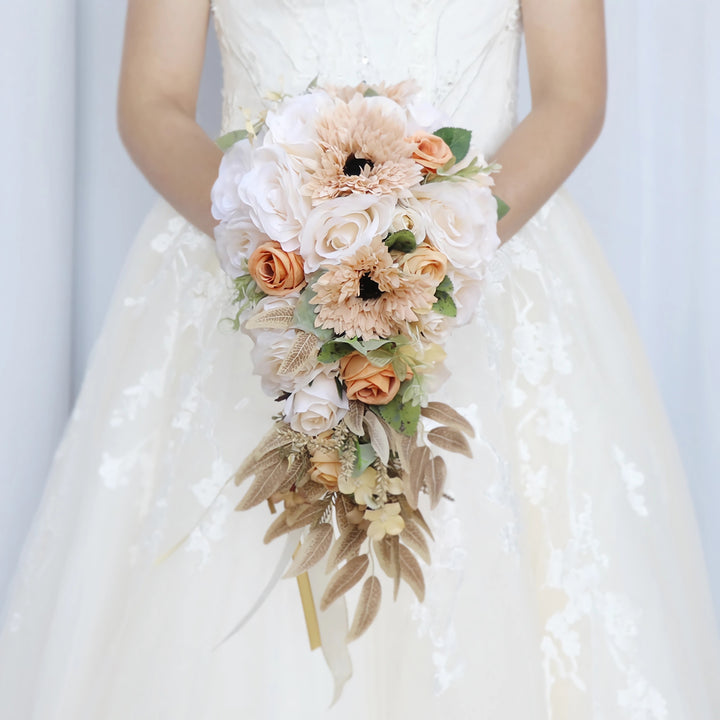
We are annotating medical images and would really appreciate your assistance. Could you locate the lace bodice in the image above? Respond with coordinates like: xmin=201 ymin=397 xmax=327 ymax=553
xmin=211 ymin=0 xmax=523 ymax=155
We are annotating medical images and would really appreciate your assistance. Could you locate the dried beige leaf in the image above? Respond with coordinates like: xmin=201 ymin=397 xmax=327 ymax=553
xmin=286 ymin=501 xmax=327 ymax=530
xmin=326 ymin=524 xmax=366 ymax=571
xmin=347 ymin=575 xmax=382 ymax=643
xmin=234 ymin=446 xmax=285 ymax=487
xmin=398 ymin=543 xmax=426 ymax=602
xmin=425 ymin=455 xmax=447 ymax=509
xmin=363 ymin=412 xmax=390 ymax=465
xmin=278 ymin=331 xmax=319 ymax=376
xmin=285 ymin=453 xmax=310 ymax=489
xmin=397 ymin=496 xmax=435 ymax=542
xmin=345 ymin=400 xmax=365 ymax=436
xmin=244 ymin=305 xmax=295 ymax=331
xmin=283 ymin=523 xmax=333 ymax=578
xmin=235 ymin=452 xmax=293 ymax=510
xmin=401 ymin=519 xmax=431 ymax=564
xmin=335 ymin=494 xmax=350 ymax=533
xmin=404 ymin=446 xmax=429 ymax=509
xmin=427 ymin=426 xmax=473 ymax=459
xmin=263 ymin=510 xmax=292 ymax=544
xmin=319 ymin=554 xmax=369 ymax=611
xmin=373 ymin=536 xmax=396 ymax=580
xmin=421 ymin=401 xmax=475 ymax=438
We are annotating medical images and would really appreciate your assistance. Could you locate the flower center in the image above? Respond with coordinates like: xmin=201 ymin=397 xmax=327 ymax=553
xmin=343 ymin=154 xmax=375 ymax=176
xmin=358 ymin=273 xmax=383 ymax=300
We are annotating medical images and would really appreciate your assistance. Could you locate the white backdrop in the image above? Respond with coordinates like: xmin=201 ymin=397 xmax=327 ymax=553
xmin=1 ymin=1 xmax=718 ymax=622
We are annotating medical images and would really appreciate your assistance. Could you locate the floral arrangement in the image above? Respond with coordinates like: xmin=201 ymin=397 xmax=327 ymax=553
xmin=210 ymin=80 xmax=505 ymax=649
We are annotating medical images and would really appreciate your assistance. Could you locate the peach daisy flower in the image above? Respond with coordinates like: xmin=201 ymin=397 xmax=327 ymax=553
xmin=306 ymin=94 xmax=423 ymax=203
xmin=310 ymin=239 xmax=437 ymax=340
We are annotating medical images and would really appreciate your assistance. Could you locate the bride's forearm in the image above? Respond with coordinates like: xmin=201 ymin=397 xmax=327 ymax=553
xmin=118 ymin=99 xmax=222 ymax=238
xmin=490 ymin=98 xmax=605 ymax=244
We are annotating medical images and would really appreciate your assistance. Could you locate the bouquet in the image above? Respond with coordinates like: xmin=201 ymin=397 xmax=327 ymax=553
xmin=208 ymin=79 xmax=506 ymax=683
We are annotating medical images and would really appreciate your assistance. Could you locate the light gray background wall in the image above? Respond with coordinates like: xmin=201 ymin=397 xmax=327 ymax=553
xmin=2 ymin=1 xmax=718 ymax=624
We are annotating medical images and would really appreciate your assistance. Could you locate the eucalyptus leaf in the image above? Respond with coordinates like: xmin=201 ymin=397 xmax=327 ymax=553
xmin=433 ymin=127 xmax=472 ymax=163
xmin=374 ymin=390 xmax=421 ymax=437
xmin=317 ymin=341 xmax=354 ymax=363
xmin=353 ymin=441 xmax=377 ymax=476
xmin=291 ymin=279 xmax=333 ymax=342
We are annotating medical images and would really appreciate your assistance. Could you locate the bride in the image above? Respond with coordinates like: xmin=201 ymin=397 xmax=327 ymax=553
xmin=1 ymin=0 xmax=719 ymax=717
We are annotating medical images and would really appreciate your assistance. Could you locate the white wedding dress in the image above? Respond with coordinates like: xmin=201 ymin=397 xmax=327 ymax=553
xmin=1 ymin=0 xmax=719 ymax=717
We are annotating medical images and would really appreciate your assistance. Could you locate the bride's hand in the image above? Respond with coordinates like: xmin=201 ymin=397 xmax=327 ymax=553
xmin=118 ymin=0 xmax=222 ymax=238
xmin=491 ymin=0 xmax=607 ymax=245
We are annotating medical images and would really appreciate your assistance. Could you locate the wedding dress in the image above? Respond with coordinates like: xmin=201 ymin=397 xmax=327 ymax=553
xmin=1 ymin=0 xmax=719 ymax=717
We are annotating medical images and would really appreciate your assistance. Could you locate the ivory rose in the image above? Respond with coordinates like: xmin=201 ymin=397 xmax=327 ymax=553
xmin=283 ymin=370 xmax=349 ymax=436
xmin=339 ymin=352 xmax=412 ymax=406
xmin=299 ymin=194 xmax=395 ymax=272
xmin=407 ymin=130 xmax=453 ymax=172
xmin=399 ymin=244 xmax=448 ymax=288
xmin=310 ymin=431 xmax=342 ymax=491
xmin=248 ymin=241 xmax=306 ymax=296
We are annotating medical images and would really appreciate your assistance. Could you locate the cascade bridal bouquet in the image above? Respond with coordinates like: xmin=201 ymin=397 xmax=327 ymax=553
xmin=203 ymin=78 xmax=506 ymax=691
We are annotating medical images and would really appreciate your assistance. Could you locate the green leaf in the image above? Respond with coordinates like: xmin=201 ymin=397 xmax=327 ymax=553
xmin=384 ymin=230 xmax=417 ymax=254
xmin=374 ymin=389 xmax=421 ymax=437
xmin=216 ymin=129 xmax=249 ymax=152
xmin=363 ymin=87 xmax=379 ymax=97
xmin=317 ymin=341 xmax=355 ymax=363
xmin=495 ymin=195 xmax=510 ymax=221
xmin=433 ymin=127 xmax=472 ymax=164
xmin=292 ymin=278 xmax=334 ymax=342
xmin=435 ymin=275 xmax=453 ymax=295
xmin=353 ymin=441 xmax=377 ymax=475
xmin=432 ymin=292 xmax=457 ymax=318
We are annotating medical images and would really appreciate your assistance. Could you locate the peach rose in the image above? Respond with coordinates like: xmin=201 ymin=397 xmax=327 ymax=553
xmin=310 ymin=431 xmax=342 ymax=491
xmin=399 ymin=245 xmax=448 ymax=288
xmin=407 ymin=131 xmax=453 ymax=172
xmin=248 ymin=241 xmax=306 ymax=296
xmin=339 ymin=352 xmax=413 ymax=406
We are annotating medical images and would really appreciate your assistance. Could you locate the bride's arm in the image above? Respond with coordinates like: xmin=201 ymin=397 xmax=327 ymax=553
xmin=491 ymin=0 xmax=607 ymax=244
xmin=118 ymin=0 xmax=221 ymax=237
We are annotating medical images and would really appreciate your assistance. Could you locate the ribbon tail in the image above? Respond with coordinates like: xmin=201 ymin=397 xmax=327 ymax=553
xmin=307 ymin=562 xmax=353 ymax=707
xmin=212 ymin=529 xmax=301 ymax=651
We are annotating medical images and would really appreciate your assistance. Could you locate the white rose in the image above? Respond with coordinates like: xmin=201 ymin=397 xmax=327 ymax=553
xmin=416 ymin=309 xmax=452 ymax=344
xmin=251 ymin=330 xmax=335 ymax=397
xmin=448 ymin=267 xmax=485 ymax=325
xmin=299 ymin=194 xmax=395 ymax=272
xmin=405 ymin=98 xmax=452 ymax=135
xmin=414 ymin=179 xmax=500 ymax=271
xmin=390 ymin=197 xmax=428 ymax=244
xmin=214 ymin=216 xmax=269 ymax=278
xmin=283 ymin=369 xmax=349 ymax=436
xmin=237 ymin=144 xmax=311 ymax=252
xmin=264 ymin=90 xmax=334 ymax=163
xmin=211 ymin=139 xmax=254 ymax=223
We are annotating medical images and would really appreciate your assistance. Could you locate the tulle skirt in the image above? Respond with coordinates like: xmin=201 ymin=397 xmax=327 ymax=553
xmin=1 ymin=187 xmax=719 ymax=719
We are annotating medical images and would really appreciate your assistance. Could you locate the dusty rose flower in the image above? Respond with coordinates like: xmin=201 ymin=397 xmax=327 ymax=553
xmin=339 ymin=352 xmax=413 ymax=406
xmin=248 ymin=241 xmax=306 ymax=296
xmin=364 ymin=503 xmax=405 ymax=541
xmin=407 ymin=130 xmax=453 ymax=172
xmin=306 ymin=94 xmax=423 ymax=202
xmin=399 ymin=244 xmax=448 ymax=288
xmin=310 ymin=239 xmax=437 ymax=340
